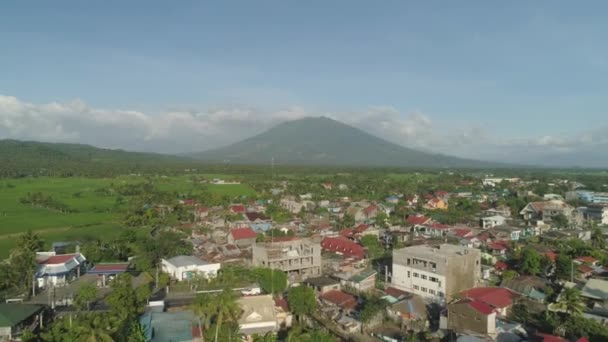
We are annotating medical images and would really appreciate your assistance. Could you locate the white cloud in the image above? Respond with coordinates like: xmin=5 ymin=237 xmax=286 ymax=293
xmin=0 ymin=94 xmax=606 ymax=166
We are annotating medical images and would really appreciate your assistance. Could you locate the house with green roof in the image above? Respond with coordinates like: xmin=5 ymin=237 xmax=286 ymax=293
xmin=336 ymin=268 xmax=377 ymax=293
xmin=0 ymin=303 xmax=43 ymax=341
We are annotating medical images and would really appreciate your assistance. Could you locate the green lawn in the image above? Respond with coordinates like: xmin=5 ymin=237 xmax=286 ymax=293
xmin=0 ymin=175 xmax=256 ymax=258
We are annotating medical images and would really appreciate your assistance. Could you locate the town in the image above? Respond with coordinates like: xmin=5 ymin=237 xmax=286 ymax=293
xmin=1 ymin=171 xmax=607 ymax=342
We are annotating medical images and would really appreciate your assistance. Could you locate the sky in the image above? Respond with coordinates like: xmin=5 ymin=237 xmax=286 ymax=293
xmin=1 ymin=1 xmax=607 ymax=166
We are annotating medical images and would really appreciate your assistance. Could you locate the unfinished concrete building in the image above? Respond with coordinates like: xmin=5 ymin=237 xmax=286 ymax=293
xmin=252 ymin=238 xmax=322 ymax=281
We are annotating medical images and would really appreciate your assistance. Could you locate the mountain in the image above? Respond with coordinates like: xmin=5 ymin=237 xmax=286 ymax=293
xmin=191 ymin=117 xmax=497 ymax=168
xmin=0 ymin=139 xmax=201 ymax=177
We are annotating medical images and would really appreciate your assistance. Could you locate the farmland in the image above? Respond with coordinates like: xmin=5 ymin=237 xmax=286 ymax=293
xmin=0 ymin=175 xmax=256 ymax=258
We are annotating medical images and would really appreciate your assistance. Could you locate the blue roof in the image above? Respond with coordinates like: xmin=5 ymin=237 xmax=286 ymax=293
xmin=139 ymin=311 xmax=200 ymax=342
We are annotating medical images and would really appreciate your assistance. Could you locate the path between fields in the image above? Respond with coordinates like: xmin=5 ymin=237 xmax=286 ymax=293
xmin=0 ymin=227 xmax=72 ymax=240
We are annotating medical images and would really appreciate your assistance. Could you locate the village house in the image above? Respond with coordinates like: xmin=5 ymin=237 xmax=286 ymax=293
xmin=321 ymin=237 xmax=366 ymax=259
xmin=35 ymin=252 xmax=87 ymax=289
xmin=161 ymin=255 xmax=220 ymax=281
xmin=386 ymin=294 xmax=428 ymax=331
xmin=244 ymin=212 xmax=272 ymax=232
xmin=424 ymin=197 xmax=448 ymax=210
xmin=227 ymin=227 xmax=258 ymax=248
xmin=335 ymin=268 xmax=377 ymax=293
xmin=519 ymin=200 xmax=574 ymax=225
xmin=304 ymin=276 xmax=341 ymax=294
xmin=319 ymin=290 xmax=358 ymax=313
xmin=481 ymin=215 xmax=507 ymax=229
xmin=237 ymin=295 xmax=278 ymax=340
xmin=0 ymin=303 xmax=44 ymax=341
xmin=274 ymin=298 xmax=293 ymax=329
xmin=484 ymin=205 xmax=512 ymax=218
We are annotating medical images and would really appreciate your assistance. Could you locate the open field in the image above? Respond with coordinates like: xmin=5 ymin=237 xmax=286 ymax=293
xmin=0 ymin=175 xmax=256 ymax=258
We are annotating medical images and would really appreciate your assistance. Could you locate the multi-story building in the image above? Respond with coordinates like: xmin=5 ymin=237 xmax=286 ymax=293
xmin=519 ymin=200 xmax=574 ymax=224
xmin=392 ymin=244 xmax=481 ymax=301
xmin=567 ymin=190 xmax=608 ymax=205
xmin=252 ymin=238 xmax=322 ymax=281
xmin=580 ymin=205 xmax=608 ymax=225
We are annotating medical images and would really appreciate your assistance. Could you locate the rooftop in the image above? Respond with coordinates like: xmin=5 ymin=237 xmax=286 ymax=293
xmin=581 ymin=278 xmax=608 ymax=300
xmin=0 ymin=303 xmax=43 ymax=327
xmin=165 ymin=255 xmax=208 ymax=268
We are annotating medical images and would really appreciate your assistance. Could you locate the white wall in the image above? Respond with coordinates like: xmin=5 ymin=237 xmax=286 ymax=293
xmin=392 ymin=264 xmax=446 ymax=299
xmin=162 ymin=260 xmax=221 ymax=281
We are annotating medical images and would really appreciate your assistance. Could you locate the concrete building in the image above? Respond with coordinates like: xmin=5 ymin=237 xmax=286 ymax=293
xmin=580 ymin=205 xmax=608 ymax=225
xmin=568 ymin=190 xmax=608 ymax=205
xmin=392 ymin=244 xmax=481 ymax=301
xmin=237 ymin=295 xmax=278 ymax=339
xmin=161 ymin=256 xmax=220 ymax=281
xmin=481 ymin=215 xmax=506 ymax=229
xmin=35 ymin=252 xmax=87 ymax=288
xmin=519 ymin=200 xmax=574 ymax=224
xmin=252 ymin=238 xmax=321 ymax=281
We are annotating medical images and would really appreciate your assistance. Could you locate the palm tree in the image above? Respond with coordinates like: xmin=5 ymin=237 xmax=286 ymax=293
xmin=192 ymin=293 xmax=217 ymax=330
xmin=214 ymin=289 xmax=241 ymax=342
xmin=15 ymin=230 xmax=44 ymax=254
xmin=590 ymin=227 xmax=606 ymax=249
xmin=75 ymin=314 xmax=116 ymax=342
xmin=555 ymin=287 xmax=585 ymax=317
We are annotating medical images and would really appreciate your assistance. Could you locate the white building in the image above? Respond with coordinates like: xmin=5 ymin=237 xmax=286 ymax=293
xmin=161 ymin=255 xmax=220 ymax=281
xmin=36 ymin=252 xmax=86 ymax=288
xmin=392 ymin=244 xmax=480 ymax=301
xmin=481 ymin=215 xmax=506 ymax=229
xmin=237 ymin=295 xmax=278 ymax=338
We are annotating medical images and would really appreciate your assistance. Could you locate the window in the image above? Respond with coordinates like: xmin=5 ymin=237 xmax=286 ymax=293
xmin=407 ymin=258 xmax=411 ymax=265
xmin=429 ymin=289 xmax=435 ymax=295
xmin=421 ymin=275 xmax=427 ymax=280
xmin=438 ymin=292 xmax=444 ymax=297
xmin=407 ymin=271 xmax=411 ymax=278
xmin=421 ymin=287 xmax=427 ymax=292
xmin=429 ymin=277 xmax=438 ymax=283
xmin=413 ymin=285 xmax=419 ymax=290
xmin=413 ymin=272 xmax=419 ymax=278
xmin=476 ymin=260 xmax=480 ymax=265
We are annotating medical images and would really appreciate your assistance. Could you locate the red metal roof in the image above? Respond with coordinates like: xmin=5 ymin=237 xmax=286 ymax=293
xmin=245 ymin=212 xmax=270 ymax=222
xmin=575 ymin=256 xmax=598 ymax=264
xmin=321 ymin=237 xmax=365 ymax=259
xmin=578 ymin=264 xmax=594 ymax=274
xmin=274 ymin=298 xmax=289 ymax=312
xmin=489 ymin=241 xmax=509 ymax=251
xmin=536 ymin=333 xmax=568 ymax=342
xmin=320 ymin=290 xmax=357 ymax=310
xmin=545 ymin=251 xmax=557 ymax=262
xmin=463 ymin=298 xmax=495 ymax=315
xmin=38 ymin=254 xmax=79 ymax=265
xmin=454 ymin=228 xmax=473 ymax=238
xmin=230 ymin=204 xmax=246 ymax=213
xmin=406 ymin=215 xmax=431 ymax=225
xmin=459 ymin=287 xmax=517 ymax=309
xmin=230 ymin=227 xmax=257 ymax=240
xmin=427 ymin=223 xmax=450 ymax=230
xmin=495 ymin=261 xmax=508 ymax=271
xmin=385 ymin=287 xmax=409 ymax=298
xmin=363 ymin=204 xmax=378 ymax=216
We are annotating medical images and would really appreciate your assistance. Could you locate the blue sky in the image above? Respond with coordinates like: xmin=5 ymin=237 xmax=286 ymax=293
xmin=1 ymin=1 xmax=607 ymax=165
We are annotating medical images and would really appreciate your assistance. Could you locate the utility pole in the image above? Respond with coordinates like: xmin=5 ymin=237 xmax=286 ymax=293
xmin=571 ymin=260 xmax=574 ymax=283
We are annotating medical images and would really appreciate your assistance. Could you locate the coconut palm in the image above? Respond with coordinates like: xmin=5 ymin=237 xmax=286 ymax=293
xmin=192 ymin=293 xmax=217 ymax=330
xmin=214 ymin=289 xmax=241 ymax=342
xmin=555 ymin=287 xmax=585 ymax=317
xmin=75 ymin=314 xmax=116 ymax=342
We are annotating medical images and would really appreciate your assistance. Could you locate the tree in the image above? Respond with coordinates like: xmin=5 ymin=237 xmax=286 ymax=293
xmin=555 ymin=287 xmax=585 ymax=317
xmin=287 ymin=286 xmax=316 ymax=323
xmin=502 ymin=270 xmax=518 ymax=281
xmin=555 ymin=254 xmax=573 ymax=281
xmin=254 ymin=268 xmax=287 ymax=295
xmin=107 ymin=274 xmax=142 ymax=323
xmin=591 ymin=227 xmax=606 ymax=250
xmin=192 ymin=293 xmax=217 ymax=330
xmin=15 ymin=230 xmax=44 ymax=253
xmin=519 ymin=248 xmax=542 ymax=275
xmin=360 ymin=235 xmax=384 ymax=259
xmin=360 ymin=295 xmax=388 ymax=325
xmin=75 ymin=283 xmax=98 ymax=311
xmin=375 ymin=211 xmax=388 ymax=228
xmin=552 ymin=213 xmax=569 ymax=228
xmin=214 ymin=289 xmax=241 ymax=342
xmin=74 ymin=314 xmax=116 ymax=342
xmin=341 ymin=213 xmax=355 ymax=228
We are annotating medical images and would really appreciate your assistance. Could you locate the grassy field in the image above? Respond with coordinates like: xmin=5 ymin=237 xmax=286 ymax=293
xmin=0 ymin=175 xmax=256 ymax=258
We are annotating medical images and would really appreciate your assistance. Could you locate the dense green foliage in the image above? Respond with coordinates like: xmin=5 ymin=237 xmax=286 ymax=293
xmin=287 ymin=286 xmax=317 ymax=322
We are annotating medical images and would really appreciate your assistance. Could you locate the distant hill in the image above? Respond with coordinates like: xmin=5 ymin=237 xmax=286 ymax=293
xmin=190 ymin=117 xmax=498 ymax=168
xmin=0 ymin=140 xmax=201 ymax=177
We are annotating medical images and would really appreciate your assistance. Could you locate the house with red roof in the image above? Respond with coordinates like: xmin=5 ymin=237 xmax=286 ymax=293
xmin=452 ymin=227 xmax=474 ymax=239
xmin=193 ymin=206 xmax=209 ymax=220
xmin=36 ymin=252 xmax=87 ymax=288
xmin=244 ymin=212 xmax=272 ymax=232
xmin=406 ymin=214 xmax=432 ymax=226
xmin=230 ymin=204 xmax=247 ymax=214
xmin=321 ymin=237 xmax=365 ymax=259
xmin=405 ymin=195 xmax=419 ymax=207
xmin=447 ymin=298 xmax=498 ymax=335
xmin=495 ymin=261 xmax=508 ymax=273
xmin=228 ymin=227 xmax=258 ymax=247
xmin=447 ymin=287 xmax=518 ymax=337
xmin=423 ymin=223 xmax=451 ymax=238
xmin=488 ymin=241 xmax=509 ymax=256
xmin=362 ymin=204 xmax=379 ymax=220
xmin=319 ymin=290 xmax=358 ymax=312
xmin=424 ymin=197 xmax=448 ymax=210
xmin=578 ymin=264 xmax=595 ymax=278
xmin=179 ymin=199 xmax=198 ymax=206
xmin=574 ymin=256 xmax=599 ymax=267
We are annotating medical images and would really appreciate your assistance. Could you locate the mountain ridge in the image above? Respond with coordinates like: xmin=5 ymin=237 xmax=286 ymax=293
xmin=190 ymin=116 xmax=500 ymax=168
